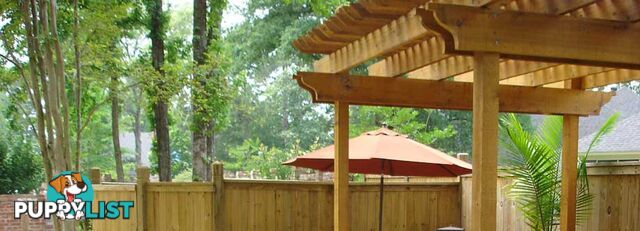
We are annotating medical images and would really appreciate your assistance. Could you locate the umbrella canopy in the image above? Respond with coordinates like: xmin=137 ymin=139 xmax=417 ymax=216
xmin=283 ymin=127 xmax=472 ymax=176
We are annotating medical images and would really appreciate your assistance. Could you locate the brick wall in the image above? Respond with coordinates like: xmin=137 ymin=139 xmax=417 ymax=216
xmin=0 ymin=194 xmax=53 ymax=231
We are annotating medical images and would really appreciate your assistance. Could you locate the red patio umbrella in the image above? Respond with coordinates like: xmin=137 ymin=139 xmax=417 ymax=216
xmin=283 ymin=127 xmax=472 ymax=231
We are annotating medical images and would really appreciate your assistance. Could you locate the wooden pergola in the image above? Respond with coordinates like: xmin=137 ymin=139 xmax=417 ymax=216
xmin=292 ymin=1 xmax=640 ymax=230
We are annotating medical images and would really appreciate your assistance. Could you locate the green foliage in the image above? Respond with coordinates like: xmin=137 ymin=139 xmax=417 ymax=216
xmin=218 ymin=0 xmax=343 ymax=165
xmin=228 ymin=139 xmax=313 ymax=179
xmin=191 ymin=27 xmax=234 ymax=134
xmin=500 ymin=113 xmax=619 ymax=230
xmin=149 ymin=91 xmax=193 ymax=177
xmin=350 ymin=107 xmax=456 ymax=150
xmin=0 ymin=137 xmax=44 ymax=194
xmin=219 ymin=0 xmax=474 ymax=177
xmin=0 ymin=94 xmax=43 ymax=194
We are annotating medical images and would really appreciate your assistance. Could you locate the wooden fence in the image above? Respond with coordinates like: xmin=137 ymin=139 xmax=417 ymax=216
xmin=91 ymin=183 xmax=137 ymax=231
xmin=460 ymin=163 xmax=640 ymax=231
xmin=91 ymin=162 xmax=640 ymax=230
xmin=91 ymin=163 xmax=461 ymax=231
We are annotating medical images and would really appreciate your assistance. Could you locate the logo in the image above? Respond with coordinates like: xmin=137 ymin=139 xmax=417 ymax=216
xmin=14 ymin=171 xmax=134 ymax=220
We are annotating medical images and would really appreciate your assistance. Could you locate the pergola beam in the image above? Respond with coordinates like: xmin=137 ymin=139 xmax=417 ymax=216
xmin=420 ymin=3 xmax=640 ymax=69
xmin=295 ymin=72 xmax=613 ymax=116
xmin=314 ymin=9 xmax=432 ymax=73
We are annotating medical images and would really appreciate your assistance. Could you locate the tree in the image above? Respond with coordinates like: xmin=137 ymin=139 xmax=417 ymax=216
xmin=72 ymin=0 xmax=82 ymax=171
xmin=122 ymin=41 xmax=148 ymax=167
xmin=0 ymin=77 xmax=43 ymax=194
xmin=110 ymin=66 xmax=125 ymax=182
xmin=350 ymin=107 xmax=457 ymax=151
xmin=500 ymin=113 xmax=619 ymax=231
xmin=144 ymin=0 xmax=172 ymax=181
xmin=191 ymin=0 xmax=229 ymax=181
xmin=8 ymin=0 xmax=72 ymax=180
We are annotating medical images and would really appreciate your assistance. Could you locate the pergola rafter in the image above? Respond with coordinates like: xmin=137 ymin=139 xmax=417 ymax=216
xmin=291 ymin=1 xmax=640 ymax=230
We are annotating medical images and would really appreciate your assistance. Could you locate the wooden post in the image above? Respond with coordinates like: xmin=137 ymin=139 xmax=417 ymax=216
xmin=212 ymin=162 xmax=225 ymax=231
xmin=90 ymin=168 xmax=101 ymax=184
xmin=471 ymin=52 xmax=499 ymax=231
xmin=136 ymin=167 xmax=150 ymax=231
xmin=560 ymin=79 xmax=581 ymax=231
xmin=334 ymin=101 xmax=349 ymax=231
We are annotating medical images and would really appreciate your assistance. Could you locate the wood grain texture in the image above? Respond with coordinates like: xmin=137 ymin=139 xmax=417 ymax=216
xmin=471 ymin=52 xmax=499 ymax=231
xmin=333 ymin=101 xmax=349 ymax=231
xmin=91 ymin=164 xmax=640 ymax=231
xmin=295 ymin=72 xmax=614 ymax=116
xmin=420 ymin=4 xmax=640 ymax=69
xmin=560 ymin=79 xmax=582 ymax=231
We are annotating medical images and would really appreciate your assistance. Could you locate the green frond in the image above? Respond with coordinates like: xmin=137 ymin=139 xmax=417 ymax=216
xmin=500 ymin=113 xmax=619 ymax=231
xmin=537 ymin=115 xmax=563 ymax=152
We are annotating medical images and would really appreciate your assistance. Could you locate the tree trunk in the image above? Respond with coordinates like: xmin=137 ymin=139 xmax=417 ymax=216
xmin=154 ymin=102 xmax=171 ymax=181
xmin=39 ymin=0 xmax=66 ymax=173
xmin=149 ymin=0 xmax=171 ymax=182
xmin=73 ymin=0 xmax=82 ymax=171
xmin=205 ymin=0 xmax=226 ymax=165
xmin=21 ymin=0 xmax=52 ymax=181
xmin=111 ymin=75 xmax=124 ymax=182
xmin=206 ymin=128 xmax=215 ymax=181
xmin=47 ymin=0 xmax=72 ymax=170
xmin=192 ymin=0 xmax=227 ymax=182
xmin=134 ymin=96 xmax=143 ymax=166
xmin=191 ymin=0 xmax=208 ymax=181
xmin=22 ymin=0 xmax=73 ymax=230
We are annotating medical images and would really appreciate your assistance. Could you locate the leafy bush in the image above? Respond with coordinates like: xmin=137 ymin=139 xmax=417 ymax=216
xmin=0 ymin=136 xmax=43 ymax=194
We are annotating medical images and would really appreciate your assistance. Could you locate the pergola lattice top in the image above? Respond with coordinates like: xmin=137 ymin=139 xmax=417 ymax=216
xmin=293 ymin=0 xmax=640 ymax=93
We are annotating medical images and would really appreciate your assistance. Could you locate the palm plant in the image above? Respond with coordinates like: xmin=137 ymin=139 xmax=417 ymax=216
xmin=500 ymin=113 xmax=619 ymax=231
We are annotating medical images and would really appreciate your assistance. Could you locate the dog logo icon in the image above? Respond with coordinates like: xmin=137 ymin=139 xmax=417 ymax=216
xmin=46 ymin=171 xmax=94 ymax=220
xmin=49 ymin=172 xmax=88 ymax=203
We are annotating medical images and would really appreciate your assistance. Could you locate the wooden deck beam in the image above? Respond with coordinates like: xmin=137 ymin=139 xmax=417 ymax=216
xmin=294 ymin=72 xmax=613 ymax=116
xmin=419 ymin=3 xmax=640 ymax=69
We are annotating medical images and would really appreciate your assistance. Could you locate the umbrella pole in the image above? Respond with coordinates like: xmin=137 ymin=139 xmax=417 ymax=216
xmin=379 ymin=161 xmax=384 ymax=231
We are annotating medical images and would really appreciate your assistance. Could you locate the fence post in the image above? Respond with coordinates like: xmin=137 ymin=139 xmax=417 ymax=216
xmin=90 ymin=168 xmax=101 ymax=184
xmin=212 ymin=162 xmax=224 ymax=231
xmin=136 ymin=167 xmax=150 ymax=231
